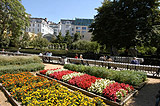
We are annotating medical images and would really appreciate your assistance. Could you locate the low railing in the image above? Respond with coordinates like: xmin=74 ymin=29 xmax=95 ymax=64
xmin=110 ymin=56 xmax=144 ymax=63
xmin=0 ymin=51 xmax=159 ymax=77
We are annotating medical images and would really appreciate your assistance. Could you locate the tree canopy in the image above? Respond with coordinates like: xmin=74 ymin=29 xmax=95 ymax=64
xmin=0 ymin=0 xmax=30 ymax=47
xmin=90 ymin=0 xmax=160 ymax=49
xmin=56 ymin=32 xmax=64 ymax=43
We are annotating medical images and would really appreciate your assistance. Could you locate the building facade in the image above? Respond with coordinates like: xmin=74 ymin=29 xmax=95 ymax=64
xmin=26 ymin=18 xmax=54 ymax=36
xmin=59 ymin=18 xmax=93 ymax=40
xmin=59 ymin=19 xmax=75 ymax=36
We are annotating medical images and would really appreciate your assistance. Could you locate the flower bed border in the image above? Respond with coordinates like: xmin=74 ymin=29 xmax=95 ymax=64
xmin=133 ymin=80 xmax=148 ymax=90
xmin=37 ymin=73 xmax=138 ymax=106
xmin=0 ymin=83 xmax=21 ymax=106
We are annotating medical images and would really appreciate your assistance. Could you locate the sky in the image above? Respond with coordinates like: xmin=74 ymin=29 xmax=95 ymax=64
xmin=22 ymin=0 xmax=104 ymax=23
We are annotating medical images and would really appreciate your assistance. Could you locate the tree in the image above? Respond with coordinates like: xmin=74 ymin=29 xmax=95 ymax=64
xmin=0 ymin=0 xmax=29 ymax=47
xmin=56 ymin=32 xmax=64 ymax=43
xmin=64 ymin=31 xmax=73 ymax=49
xmin=72 ymin=40 xmax=100 ymax=53
xmin=31 ymin=33 xmax=49 ymax=49
xmin=50 ymin=35 xmax=57 ymax=43
xmin=64 ymin=31 xmax=72 ymax=44
xmin=73 ymin=32 xmax=81 ymax=42
xmin=20 ymin=32 xmax=31 ymax=48
xmin=90 ymin=0 xmax=160 ymax=49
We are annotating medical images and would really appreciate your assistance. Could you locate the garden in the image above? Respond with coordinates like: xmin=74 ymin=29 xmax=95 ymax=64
xmin=37 ymin=64 xmax=147 ymax=105
xmin=0 ymin=55 xmax=148 ymax=106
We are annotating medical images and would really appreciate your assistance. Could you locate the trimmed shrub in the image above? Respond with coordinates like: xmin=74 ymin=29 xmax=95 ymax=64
xmin=0 ymin=63 xmax=44 ymax=76
xmin=0 ymin=56 xmax=42 ymax=66
xmin=64 ymin=64 xmax=147 ymax=86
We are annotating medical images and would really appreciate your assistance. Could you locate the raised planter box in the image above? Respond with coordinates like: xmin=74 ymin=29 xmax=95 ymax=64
xmin=133 ymin=80 xmax=148 ymax=90
xmin=37 ymin=73 xmax=138 ymax=106
xmin=0 ymin=83 xmax=21 ymax=106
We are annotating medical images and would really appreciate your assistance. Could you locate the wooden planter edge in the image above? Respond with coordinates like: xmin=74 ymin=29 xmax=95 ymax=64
xmin=0 ymin=83 xmax=21 ymax=106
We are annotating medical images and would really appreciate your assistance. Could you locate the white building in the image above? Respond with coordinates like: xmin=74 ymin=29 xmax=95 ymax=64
xmin=49 ymin=22 xmax=60 ymax=36
xmin=26 ymin=18 xmax=54 ymax=36
xmin=59 ymin=19 xmax=75 ymax=36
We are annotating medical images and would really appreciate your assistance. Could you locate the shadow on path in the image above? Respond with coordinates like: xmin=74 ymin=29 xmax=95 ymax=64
xmin=126 ymin=78 xmax=160 ymax=106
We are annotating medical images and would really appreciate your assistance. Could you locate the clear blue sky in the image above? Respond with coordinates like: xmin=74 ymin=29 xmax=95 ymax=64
xmin=22 ymin=0 xmax=104 ymax=23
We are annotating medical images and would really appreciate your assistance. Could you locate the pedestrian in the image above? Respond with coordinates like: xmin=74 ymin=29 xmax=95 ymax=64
xmin=80 ymin=54 xmax=83 ymax=59
xmin=74 ymin=54 xmax=78 ymax=59
xmin=130 ymin=57 xmax=139 ymax=64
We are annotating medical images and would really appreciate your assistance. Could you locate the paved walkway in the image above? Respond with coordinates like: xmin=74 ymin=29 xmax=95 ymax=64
xmin=0 ymin=63 xmax=159 ymax=106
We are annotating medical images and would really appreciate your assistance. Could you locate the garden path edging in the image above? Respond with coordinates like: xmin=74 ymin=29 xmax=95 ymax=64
xmin=36 ymin=73 xmax=138 ymax=106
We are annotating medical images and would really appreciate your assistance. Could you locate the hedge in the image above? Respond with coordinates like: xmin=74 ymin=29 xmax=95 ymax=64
xmin=0 ymin=63 xmax=44 ymax=76
xmin=0 ymin=56 xmax=42 ymax=66
xmin=64 ymin=64 xmax=147 ymax=86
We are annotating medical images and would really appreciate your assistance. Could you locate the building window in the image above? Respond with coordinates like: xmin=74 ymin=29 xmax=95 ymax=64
xmin=33 ymin=24 xmax=35 ymax=27
xmin=72 ymin=28 xmax=74 ymax=31
xmin=42 ymin=29 xmax=44 ymax=32
xmin=82 ymin=31 xmax=86 ymax=33
xmin=38 ymin=24 xmax=39 ymax=27
xmin=66 ymin=25 xmax=70 ymax=28
xmin=76 ymin=31 xmax=80 ymax=33
xmin=29 ymin=28 xmax=31 ymax=32
xmin=66 ymin=21 xmax=70 ymax=24
xmin=82 ymin=27 xmax=86 ymax=30
xmin=32 ymin=28 xmax=34 ymax=32
xmin=37 ymin=29 xmax=39 ymax=32
xmin=82 ymin=35 xmax=84 ymax=38
xmin=76 ymin=27 xmax=81 ymax=30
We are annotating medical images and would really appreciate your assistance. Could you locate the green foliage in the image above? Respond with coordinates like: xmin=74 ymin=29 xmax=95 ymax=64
xmin=56 ymin=32 xmax=64 ymax=43
xmin=64 ymin=64 xmax=147 ymax=86
xmin=20 ymin=32 xmax=31 ymax=48
xmin=0 ymin=56 xmax=42 ymax=66
xmin=137 ymin=46 xmax=157 ymax=55
xmin=73 ymin=32 xmax=81 ymax=42
xmin=64 ymin=31 xmax=73 ymax=44
xmin=90 ymin=0 xmax=160 ymax=48
xmin=30 ymin=33 xmax=49 ymax=49
xmin=72 ymin=40 xmax=101 ymax=53
xmin=0 ymin=0 xmax=29 ymax=47
xmin=0 ymin=63 xmax=44 ymax=76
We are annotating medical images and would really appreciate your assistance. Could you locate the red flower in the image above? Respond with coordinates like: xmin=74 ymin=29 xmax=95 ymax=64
xmin=49 ymin=70 xmax=74 ymax=80
xmin=68 ymin=74 xmax=100 ymax=90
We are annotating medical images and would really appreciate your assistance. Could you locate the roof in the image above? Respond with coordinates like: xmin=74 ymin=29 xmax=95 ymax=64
xmin=74 ymin=18 xmax=93 ymax=26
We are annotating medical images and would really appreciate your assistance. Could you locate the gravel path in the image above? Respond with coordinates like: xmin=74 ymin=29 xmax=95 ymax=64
xmin=0 ymin=63 xmax=159 ymax=106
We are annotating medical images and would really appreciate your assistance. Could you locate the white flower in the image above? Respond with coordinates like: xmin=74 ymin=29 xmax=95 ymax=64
xmin=62 ymin=72 xmax=84 ymax=82
xmin=46 ymin=68 xmax=68 ymax=76
xmin=88 ymin=79 xmax=115 ymax=94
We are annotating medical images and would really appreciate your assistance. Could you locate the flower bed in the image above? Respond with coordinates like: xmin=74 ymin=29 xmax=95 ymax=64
xmin=0 ymin=72 xmax=106 ymax=106
xmin=39 ymin=68 xmax=135 ymax=102
xmin=64 ymin=64 xmax=147 ymax=86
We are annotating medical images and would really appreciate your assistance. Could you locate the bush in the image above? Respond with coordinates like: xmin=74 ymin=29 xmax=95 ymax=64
xmin=0 ymin=63 xmax=44 ymax=76
xmin=64 ymin=64 xmax=147 ymax=86
xmin=0 ymin=56 xmax=42 ymax=66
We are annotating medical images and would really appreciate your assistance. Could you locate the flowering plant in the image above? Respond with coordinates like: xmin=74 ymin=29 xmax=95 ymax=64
xmin=1 ymin=72 xmax=106 ymax=106
xmin=49 ymin=70 xmax=75 ymax=80
xmin=69 ymin=74 xmax=100 ymax=89
xmin=103 ymin=82 xmax=134 ymax=101
xmin=62 ymin=72 xmax=84 ymax=82
xmin=88 ymin=79 xmax=115 ymax=94
xmin=45 ymin=68 xmax=67 ymax=76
